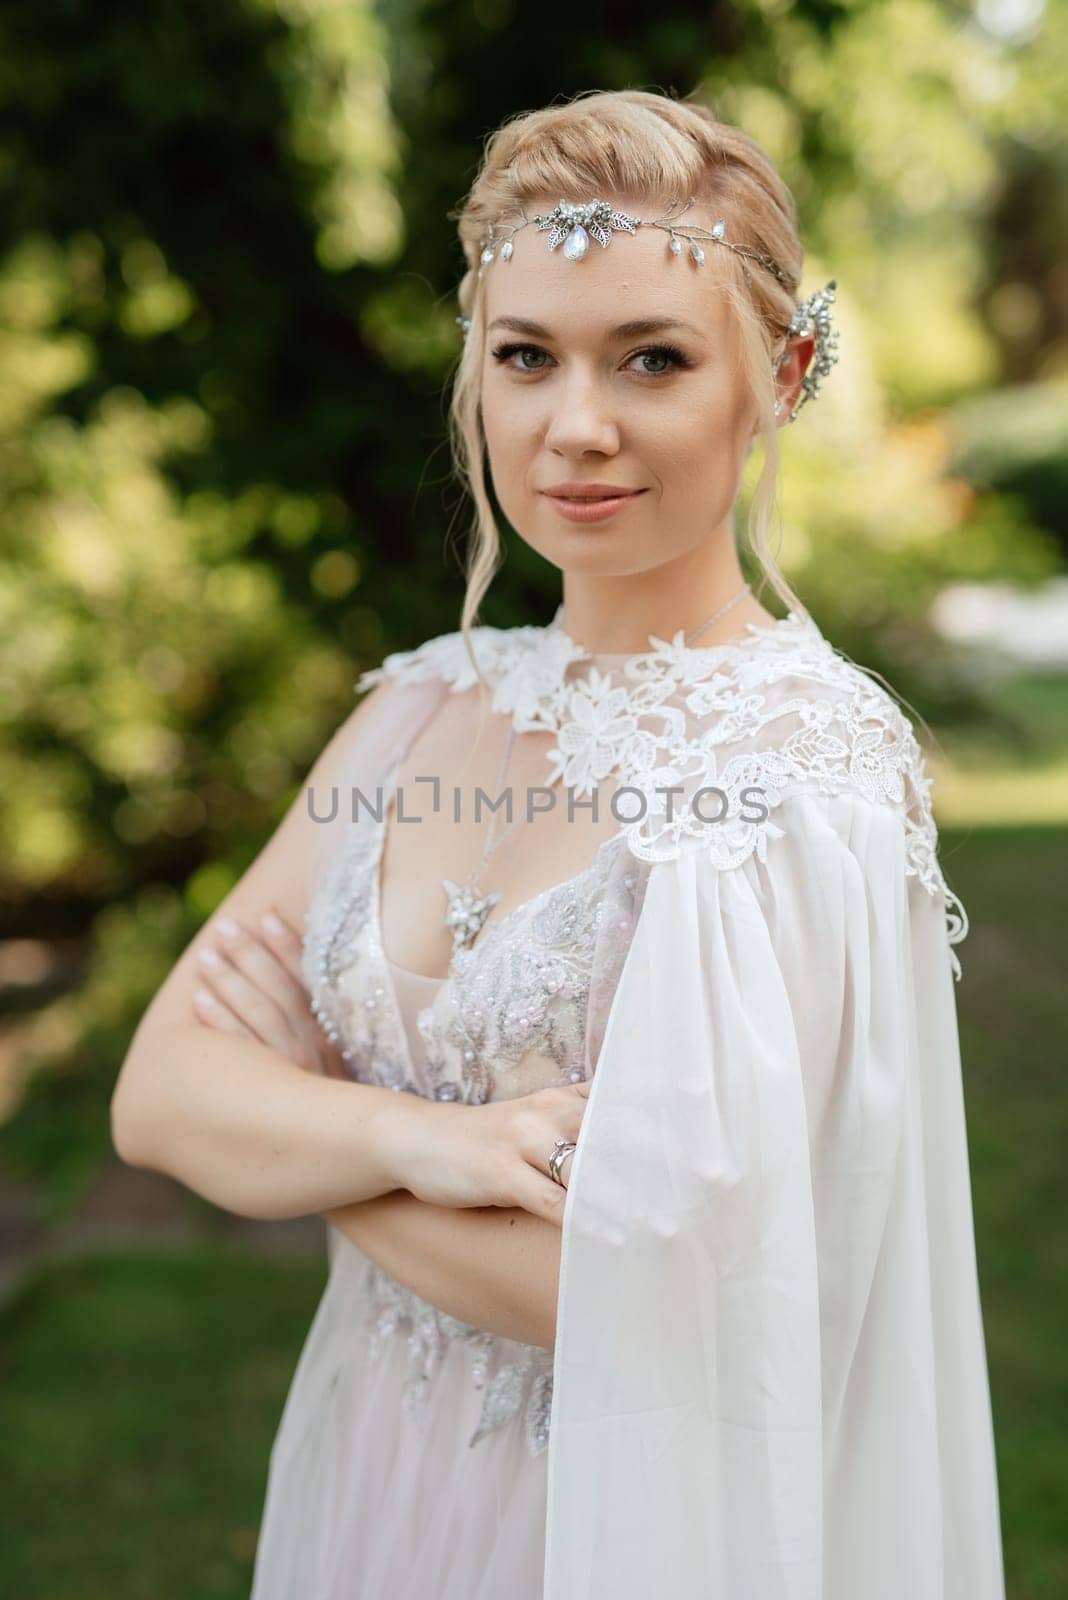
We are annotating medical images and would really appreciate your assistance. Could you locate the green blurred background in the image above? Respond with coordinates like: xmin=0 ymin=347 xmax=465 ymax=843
xmin=1 ymin=0 xmax=1066 ymax=1594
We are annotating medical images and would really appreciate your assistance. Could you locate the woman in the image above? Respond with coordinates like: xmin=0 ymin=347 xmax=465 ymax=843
xmin=111 ymin=89 xmax=1006 ymax=1598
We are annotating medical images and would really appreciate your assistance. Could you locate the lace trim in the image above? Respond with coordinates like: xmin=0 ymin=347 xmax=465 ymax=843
xmin=357 ymin=616 xmax=969 ymax=980
xmin=362 ymin=1258 xmax=554 ymax=1456
xmin=300 ymin=821 xmax=423 ymax=1093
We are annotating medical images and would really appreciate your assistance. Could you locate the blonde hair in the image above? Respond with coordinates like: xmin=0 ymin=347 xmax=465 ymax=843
xmin=445 ymin=86 xmax=811 ymax=693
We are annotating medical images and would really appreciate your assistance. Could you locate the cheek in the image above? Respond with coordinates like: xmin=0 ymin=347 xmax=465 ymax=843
xmin=650 ymin=385 xmax=749 ymax=475
xmin=637 ymin=409 xmax=713 ymax=482
xmin=642 ymin=428 xmax=745 ymax=540
xmin=481 ymin=381 xmax=534 ymax=456
xmin=486 ymin=368 xmax=530 ymax=419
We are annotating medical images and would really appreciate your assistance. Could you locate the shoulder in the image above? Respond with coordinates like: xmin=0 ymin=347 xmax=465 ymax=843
xmin=629 ymin=614 xmax=956 ymax=899
xmin=623 ymin=611 xmax=936 ymax=837
xmin=354 ymin=620 xmax=542 ymax=697
xmin=731 ymin=617 xmax=933 ymax=814
xmin=645 ymin=618 xmax=968 ymax=975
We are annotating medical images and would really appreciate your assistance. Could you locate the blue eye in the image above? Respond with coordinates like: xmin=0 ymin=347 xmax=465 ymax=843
xmin=632 ymin=344 xmax=689 ymax=375
xmin=489 ymin=341 xmax=693 ymax=377
xmin=491 ymin=344 xmax=550 ymax=372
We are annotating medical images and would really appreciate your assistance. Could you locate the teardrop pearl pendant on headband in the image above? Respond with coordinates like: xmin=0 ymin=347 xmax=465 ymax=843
xmin=476 ymin=195 xmax=795 ymax=290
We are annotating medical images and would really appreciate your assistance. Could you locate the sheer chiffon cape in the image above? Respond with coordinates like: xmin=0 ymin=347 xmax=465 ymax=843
xmin=321 ymin=613 xmax=1005 ymax=1598
xmin=544 ymin=790 xmax=1003 ymax=1597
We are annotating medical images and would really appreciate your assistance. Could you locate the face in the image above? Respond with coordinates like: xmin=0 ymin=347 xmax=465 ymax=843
xmin=479 ymin=192 xmax=780 ymax=579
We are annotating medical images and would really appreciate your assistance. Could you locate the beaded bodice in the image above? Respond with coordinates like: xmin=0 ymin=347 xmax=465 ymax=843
xmin=303 ymin=755 xmax=635 ymax=1105
xmin=302 ymin=751 xmax=641 ymax=1456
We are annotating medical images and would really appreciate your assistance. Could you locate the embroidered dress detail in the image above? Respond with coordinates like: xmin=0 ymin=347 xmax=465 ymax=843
xmin=416 ymin=835 xmax=625 ymax=1104
xmin=301 ymin=819 xmax=422 ymax=1096
xmin=357 ymin=605 xmax=969 ymax=978
xmin=362 ymin=1257 xmax=555 ymax=1455
xmin=299 ymin=740 xmax=642 ymax=1455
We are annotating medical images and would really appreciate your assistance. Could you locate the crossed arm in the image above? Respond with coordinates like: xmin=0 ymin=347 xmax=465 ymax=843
xmin=110 ymin=681 xmax=568 ymax=1352
xmin=187 ymin=908 xmax=562 ymax=1344
xmin=322 ymin=1191 xmax=560 ymax=1349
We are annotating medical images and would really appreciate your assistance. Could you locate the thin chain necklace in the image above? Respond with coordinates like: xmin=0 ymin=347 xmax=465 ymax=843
xmin=441 ymin=582 xmax=752 ymax=954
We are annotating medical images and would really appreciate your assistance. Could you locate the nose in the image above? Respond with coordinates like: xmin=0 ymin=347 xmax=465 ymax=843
xmin=543 ymin=369 xmax=621 ymax=457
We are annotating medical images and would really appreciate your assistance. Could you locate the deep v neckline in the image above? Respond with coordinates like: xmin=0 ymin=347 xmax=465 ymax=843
xmin=369 ymin=756 xmax=625 ymax=988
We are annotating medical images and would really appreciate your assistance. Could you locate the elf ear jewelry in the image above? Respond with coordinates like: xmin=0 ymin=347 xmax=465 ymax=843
xmin=454 ymin=194 xmax=839 ymax=423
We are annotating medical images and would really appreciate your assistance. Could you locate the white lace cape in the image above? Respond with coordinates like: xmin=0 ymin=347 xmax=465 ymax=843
xmin=356 ymin=611 xmax=968 ymax=979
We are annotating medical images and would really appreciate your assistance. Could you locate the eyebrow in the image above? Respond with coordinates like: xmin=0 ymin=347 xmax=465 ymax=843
xmin=487 ymin=314 xmax=704 ymax=340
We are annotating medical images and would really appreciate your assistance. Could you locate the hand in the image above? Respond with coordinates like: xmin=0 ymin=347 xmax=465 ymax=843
xmin=192 ymin=908 xmax=347 ymax=1079
xmin=393 ymin=1083 xmax=590 ymax=1228
xmin=192 ymin=909 xmax=592 ymax=1226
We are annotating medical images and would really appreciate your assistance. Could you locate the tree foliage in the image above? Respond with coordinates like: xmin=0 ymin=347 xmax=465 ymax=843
xmin=0 ymin=0 xmax=1064 ymax=1199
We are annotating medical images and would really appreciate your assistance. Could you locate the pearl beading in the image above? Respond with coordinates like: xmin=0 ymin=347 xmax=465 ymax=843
xmin=301 ymin=769 xmax=642 ymax=1452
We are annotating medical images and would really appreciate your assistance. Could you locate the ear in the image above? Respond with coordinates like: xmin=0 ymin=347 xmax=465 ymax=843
xmin=773 ymin=332 xmax=817 ymax=420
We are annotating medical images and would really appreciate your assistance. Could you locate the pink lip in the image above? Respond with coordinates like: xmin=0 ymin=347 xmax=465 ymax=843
xmin=542 ymin=481 xmax=644 ymax=497
xmin=542 ymin=488 xmax=647 ymax=524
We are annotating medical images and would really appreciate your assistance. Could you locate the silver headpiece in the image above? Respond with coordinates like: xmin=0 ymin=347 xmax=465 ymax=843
xmin=456 ymin=194 xmax=840 ymax=422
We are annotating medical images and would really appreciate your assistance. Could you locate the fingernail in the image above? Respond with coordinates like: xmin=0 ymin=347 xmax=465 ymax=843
xmin=216 ymin=917 xmax=240 ymax=940
xmin=194 ymin=988 xmax=217 ymax=1008
xmin=261 ymin=912 xmax=285 ymax=939
xmin=198 ymin=948 xmax=223 ymax=968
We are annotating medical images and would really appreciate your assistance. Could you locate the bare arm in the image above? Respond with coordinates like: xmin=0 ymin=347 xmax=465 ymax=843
xmin=115 ymin=1022 xmax=419 ymax=1221
xmin=323 ymin=1190 xmax=562 ymax=1350
xmin=111 ymin=670 xmax=589 ymax=1229
xmin=110 ymin=683 xmax=415 ymax=1217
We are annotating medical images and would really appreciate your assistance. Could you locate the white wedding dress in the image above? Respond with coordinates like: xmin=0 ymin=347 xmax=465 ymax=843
xmin=248 ymin=605 xmax=1005 ymax=1599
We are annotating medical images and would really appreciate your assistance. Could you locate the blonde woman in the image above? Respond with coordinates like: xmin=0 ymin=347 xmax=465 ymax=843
xmin=111 ymin=89 xmax=1006 ymax=1599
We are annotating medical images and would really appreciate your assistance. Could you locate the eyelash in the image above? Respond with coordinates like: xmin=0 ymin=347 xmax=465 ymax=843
xmin=489 ymin=340 xmax=693 ymax=378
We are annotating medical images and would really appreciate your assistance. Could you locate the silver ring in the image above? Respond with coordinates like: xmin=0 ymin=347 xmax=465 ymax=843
xmin=548 ymin=1137 xmax=576 ymax=1186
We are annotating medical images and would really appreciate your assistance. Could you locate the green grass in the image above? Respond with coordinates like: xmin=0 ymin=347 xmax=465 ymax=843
xmin=0 ymin=826 xmax=1064 ymax=1598
xmin=0 ymin=1247 xmax=327 ymax=1600
xmin=941 ymin=825 xmax=1068 ymax=1599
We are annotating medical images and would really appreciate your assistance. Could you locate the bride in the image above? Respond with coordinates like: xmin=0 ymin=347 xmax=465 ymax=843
xmin=110 ymin=88 xmax=1006 ymax=1598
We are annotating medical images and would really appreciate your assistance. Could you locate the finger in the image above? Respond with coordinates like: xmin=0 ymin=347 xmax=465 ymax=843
xmin=513 ymin=1167 xmax=570 ymax=1226
xmin=256 ymin=906 xmax=307 ymax=988
xmin=198 ymin=927 xmax=331 ymax=1071
xmin=192 ymin=988 xmax=257 ymax=1039
xmin=209 ymin=917 xmax=309 ymax=1015
xmin=224 ymin=953 xmax=339 ymax=1074
xmin=551 ymin=1146 xmax=576 ymax=1187
xmin=194 ymin=958 xmax=296 ymax=1055
xmin=541 ymin=1142 xmax=576 ymax=1192
xmin=513 ymin=1105 xmax=586 ymax=1171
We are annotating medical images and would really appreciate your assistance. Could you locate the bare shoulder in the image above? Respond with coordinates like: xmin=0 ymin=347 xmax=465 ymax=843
xmin=122 ymin=676 xmax=398 ymax=1055
xmin=310 ymin=674 xmax=398 ymax=784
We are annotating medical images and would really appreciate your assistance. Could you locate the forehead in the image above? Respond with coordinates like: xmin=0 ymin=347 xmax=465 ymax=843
xmin=480 ymin=194 xmax=733 ymax=339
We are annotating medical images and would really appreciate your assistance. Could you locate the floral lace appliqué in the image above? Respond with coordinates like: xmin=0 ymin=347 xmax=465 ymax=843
xmin=302 ymin=796 xmax=634 ymax=1454
xmin=301 ymin=821 xmax=424 ymax=1094
xmin=358 ymin=610 xmax=969 ymax=980
xmin=363 ymin=1260 xmax=555 ymax=1456
xmin=417 ymin=841 xmax=623 ymax=1104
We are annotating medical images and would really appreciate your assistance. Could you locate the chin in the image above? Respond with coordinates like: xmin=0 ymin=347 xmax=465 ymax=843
xmin=508 ymin=498 xmax=658 ymax=566
xmin=545 ymin=539 xmax=662 ymax=582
